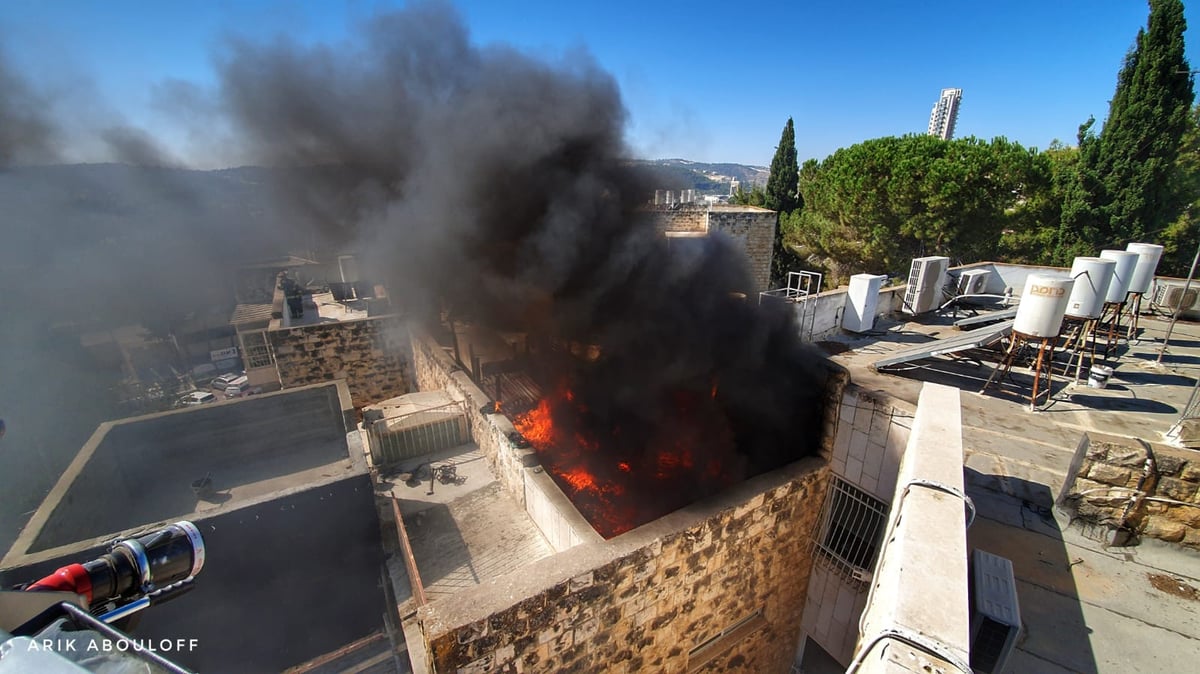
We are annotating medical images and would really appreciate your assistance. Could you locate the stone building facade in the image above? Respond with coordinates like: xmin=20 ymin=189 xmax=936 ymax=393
xmin=1060 ymin=433 xmax=1200 ymax=549
xmin=403 ymin=328 xmax=844 ymax=673
xmin=648 ymin=204 xmax=777 ymax=292
xmin=415 ymin=459 xmax=828 ymax=674
xmin=268 ymin=315 xmax=412 ymax=406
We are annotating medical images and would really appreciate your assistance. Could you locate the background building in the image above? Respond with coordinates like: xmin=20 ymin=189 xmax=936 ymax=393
xmin=927 ymin=87 xmax=963 ymax=140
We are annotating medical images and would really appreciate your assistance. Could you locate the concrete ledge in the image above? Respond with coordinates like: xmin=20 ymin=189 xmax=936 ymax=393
xmin=852 ymin=382 xmax=970 ymax=673
xmin=523 ymin=467 xmax=604 ymax=551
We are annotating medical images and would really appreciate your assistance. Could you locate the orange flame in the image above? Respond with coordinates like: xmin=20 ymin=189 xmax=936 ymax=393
xmin=513 ymin=382 xmax=734 ymax=539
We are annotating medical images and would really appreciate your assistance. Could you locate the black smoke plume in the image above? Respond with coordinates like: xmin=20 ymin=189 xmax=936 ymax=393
xmin=215 ymin=1 xmax=830 ymax=524
xmin=0 ymin=50 xmax=58 ymax=167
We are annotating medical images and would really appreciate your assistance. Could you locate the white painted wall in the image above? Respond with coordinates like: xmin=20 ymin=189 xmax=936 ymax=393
xmin=796 ymin=386 xmax=915 ymax=668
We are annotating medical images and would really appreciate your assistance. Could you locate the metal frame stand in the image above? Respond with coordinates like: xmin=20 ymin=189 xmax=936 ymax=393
xmin=982 ymin=330 xmax=1061 ymax=411
xmin=1099 ymin=300 xmax=1126 ymax=359
xmin=1060 ymin=316 xmax=1100 ymax=385
xmin=1125 ymin=292 xmax=1144 ymax=341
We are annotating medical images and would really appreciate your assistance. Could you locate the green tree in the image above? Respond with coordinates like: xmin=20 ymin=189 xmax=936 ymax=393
xmin=796 ymin=135 xmax=1048 ymax=278
xmin=765 ymin=118 xmax=800 ymax=214
xmin=1000 ymin=141 xmax=1071 ymax=265
xmin=764 ymin=118 xmax=803 ymax=286
xmin=729 ymin=183 xmax=766 ymax=207
xmin=1074 ymin=0 xmax=1194 ymax=247
xmin=1161 ymin=104 xmax=1200 ymax=275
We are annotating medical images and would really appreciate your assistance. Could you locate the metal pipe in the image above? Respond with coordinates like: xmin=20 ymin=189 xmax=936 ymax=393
xmin=1167 ymin=375 xmax=1200 ymax=440
xmin=1157 ymin=237 xmax=1200 ymax=363
xmin=390 ymin=497 xmax=427 ymax=606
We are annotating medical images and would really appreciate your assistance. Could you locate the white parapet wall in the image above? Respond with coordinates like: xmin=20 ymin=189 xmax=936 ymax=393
xmin=849 ymin=382 xmax=972 ymax=674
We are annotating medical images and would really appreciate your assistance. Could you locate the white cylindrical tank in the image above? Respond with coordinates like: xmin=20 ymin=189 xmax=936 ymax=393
xmin=1126 ymin=242 xmax=1164 ymax=294
xmin=1099 ymin=250 xmax=1140 ymax=303
xmin=1014 ymin=274 xmax=1075 ymax=337
xmin=1065 ymin=257 xmax=1116 ymax=319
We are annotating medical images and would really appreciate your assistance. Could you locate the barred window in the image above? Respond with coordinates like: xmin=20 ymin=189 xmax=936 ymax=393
xmin=816 ymin=478 xmax=888 ymax=581
xmin=242 ymin=331 xmax=275 ymax=369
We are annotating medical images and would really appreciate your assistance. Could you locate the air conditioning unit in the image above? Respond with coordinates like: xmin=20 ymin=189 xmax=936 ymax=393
xmin=957 ymin=269 xmax=992 ymax=296
xmin=902 ymin=256 xmax=950 ymax=315
xmin=843 ymin=273 xmax=888 ymax=333
xmin=969 ymin=549 xmax=1021 ymax=674
xmin=1152 ymin=280 xmax=1200 ymax=313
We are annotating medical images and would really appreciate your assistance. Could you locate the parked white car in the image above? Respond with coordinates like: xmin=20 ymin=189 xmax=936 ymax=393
xmin=223 ymin=376 xmax=263 ymax=399
xmin=179 ymin=391 xmax=217 ymax=406
xmin=210 ymin=373 xmax=245 ymax=391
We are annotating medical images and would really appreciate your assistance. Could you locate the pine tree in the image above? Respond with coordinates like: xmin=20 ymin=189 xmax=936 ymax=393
xmin=765 ymin=118 xmax=802 ymax=285
xmin=1084 ymin=0 xmax=1194 ymax=245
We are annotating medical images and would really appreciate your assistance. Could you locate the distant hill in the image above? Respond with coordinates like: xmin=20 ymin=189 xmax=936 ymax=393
xmin=628 ymin=159 xmax=769 ymax=196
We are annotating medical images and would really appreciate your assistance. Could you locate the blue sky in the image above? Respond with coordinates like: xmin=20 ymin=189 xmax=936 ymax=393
xmin=1 ymin=0 xmax=1197 ymax=167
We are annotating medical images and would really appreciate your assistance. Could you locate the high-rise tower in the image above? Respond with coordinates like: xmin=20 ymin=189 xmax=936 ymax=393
xmin=927 ymin=88 xmax=963 ymax=140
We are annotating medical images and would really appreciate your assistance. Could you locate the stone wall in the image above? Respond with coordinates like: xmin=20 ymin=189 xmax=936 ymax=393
xmin=268 ymin=315 xmax=411 ymax=406
xmin=799 ymin=383 xmax=913 ymax=666
xmin=829 ymin=386 xmax=913 ymax=503
xmin=645 ymin=205 xmax=777 ymax=293
xmin=408 ymin=329 xmax=599 ymax=551
xmin=1059 ymin=434 xmax=1200 ymax=549
xmin=707 ymin=208 xmax=776 ymax=293
xmin=648 ymin=205 xmax=708 ymax=233
xmin=415 ymin=458 xmax=829 ymax=674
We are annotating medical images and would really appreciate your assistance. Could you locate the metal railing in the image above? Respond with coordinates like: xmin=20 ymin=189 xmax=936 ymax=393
xmin=759 ymin=271 xmax=824 ymax=342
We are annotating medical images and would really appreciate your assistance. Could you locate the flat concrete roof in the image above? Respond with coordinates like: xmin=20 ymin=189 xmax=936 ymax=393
xmin=0 ymin=381 xmax=387 ymax=672
xmin=277 ymin=290 xmax=389 ymax=328
xmin=380 ymin=443 xmax=554 ymax=608
xmin=3 ymin=381 xmax=361 ymax=564
xmin=832 ymin=308 xmax=1200 ymax=672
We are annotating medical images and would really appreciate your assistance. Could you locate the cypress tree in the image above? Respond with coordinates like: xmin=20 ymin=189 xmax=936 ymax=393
xmin=1088 ymin=0 xmax=1194 ymax=244
xmin=766 ymin=118 xmax=800 ymax=214
xmin=765 ymin=118 xmax=802 ymax=285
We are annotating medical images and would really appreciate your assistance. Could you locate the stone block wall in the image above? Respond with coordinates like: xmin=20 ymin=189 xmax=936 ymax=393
xmin=708 ymin=208 xmax=777 ymax=293
xmin=647 ymin=205 xmax=708 ymax=233
xmin=410 ymin=332 xmax=527 ymax=498
xmin=645 ymin=205 xmax=777 ymax=293
xmin=799 ymin=383 xmax=912 ymax=666
xmin=409 ymin=330 xmax=599 ymax=551
xmin=268 ymin=315 xmax=411 ymax=406
xmin=416 ymin=459 xmax=829 ymax=674
xmin=1060 ymin=437 xmax=1200 ymax=549
xmin=829 ymin=386 xmax=913 ymax=503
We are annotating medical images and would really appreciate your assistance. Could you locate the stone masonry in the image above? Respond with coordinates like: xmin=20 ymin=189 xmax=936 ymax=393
xmin=706 ymin=207 xmax=777 ymax=293
xmin=409 ymin=330 xmax=531 ymax=509
xmin=649 ymin=205 xmax=708 ymax=233
xmin=268 ymin=315 xmax=412 ymax=406
xmin=648 ymin=204 xmax=778 ymax=292
xmin=1060 ymin=436 xmax=1200 ymax=549
xmin=415 ymin=458 xmax=829 ymax=674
